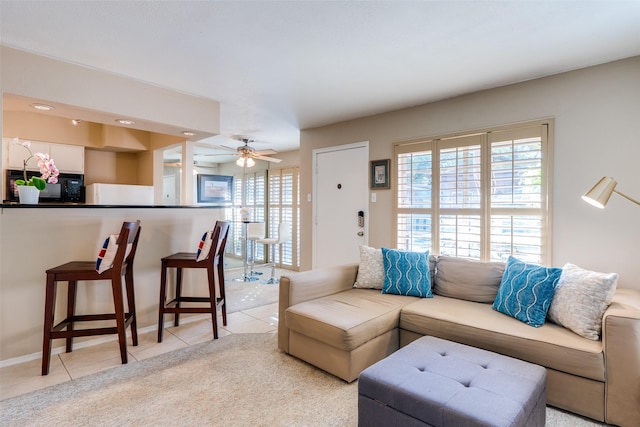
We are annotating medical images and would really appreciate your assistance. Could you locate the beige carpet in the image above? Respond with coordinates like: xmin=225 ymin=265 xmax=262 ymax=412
xmin=0 ymin=333 xmax=604 ymax=426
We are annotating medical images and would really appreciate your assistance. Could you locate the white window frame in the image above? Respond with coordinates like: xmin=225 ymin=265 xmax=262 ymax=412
xmin=393 ymin=119 xmax=553 ymax=265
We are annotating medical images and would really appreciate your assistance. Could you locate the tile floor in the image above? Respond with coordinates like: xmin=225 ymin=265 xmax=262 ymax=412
xmin=0 ymin=302 xmax=279 ymax=401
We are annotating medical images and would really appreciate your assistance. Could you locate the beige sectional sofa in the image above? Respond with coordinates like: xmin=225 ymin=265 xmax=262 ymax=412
xmin=278 ymin=258 xmax=640 ymax=427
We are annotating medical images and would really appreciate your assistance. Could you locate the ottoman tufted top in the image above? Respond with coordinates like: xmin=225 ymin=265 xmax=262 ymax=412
xmin=358 ymin=336 xmax=546 ymax=426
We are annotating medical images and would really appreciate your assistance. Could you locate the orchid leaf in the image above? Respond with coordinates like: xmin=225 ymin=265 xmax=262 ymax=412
xmin=31 ymin=177 xmax=46 ymax=190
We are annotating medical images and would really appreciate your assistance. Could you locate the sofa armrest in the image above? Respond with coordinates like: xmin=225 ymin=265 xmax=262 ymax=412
xmin=602 ymin=287 xmax=640 ymax=427
xmin=278 ymin=263 xmax=358 ymax=352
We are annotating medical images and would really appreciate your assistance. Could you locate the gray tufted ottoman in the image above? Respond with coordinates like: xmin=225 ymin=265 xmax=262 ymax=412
xmin=358 ymin=336 xmax=546 ymax=427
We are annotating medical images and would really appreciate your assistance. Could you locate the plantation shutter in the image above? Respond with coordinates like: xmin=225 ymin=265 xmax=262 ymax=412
xmin=394 ymin=121 xmax=551 ymax=263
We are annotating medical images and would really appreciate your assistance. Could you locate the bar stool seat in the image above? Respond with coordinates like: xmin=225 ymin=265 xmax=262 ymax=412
xmin=41 ymin=220 xmax=141 ymax=375
xmin=157 ymin=221 xmax=230 ymax=342
xmin=257 ymin=222 xmax=291 ymax=285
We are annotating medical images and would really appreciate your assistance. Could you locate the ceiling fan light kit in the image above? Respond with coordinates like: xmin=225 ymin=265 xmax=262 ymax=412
xmin=236 ymin=156 xmax=256 ymax=168
xmin=209 ymin=135 xmax=283 ymax=166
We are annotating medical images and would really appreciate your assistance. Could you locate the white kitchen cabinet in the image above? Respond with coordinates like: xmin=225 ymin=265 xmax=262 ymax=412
xmin=49 ymin=143 xmax=84 ymax=173
xmin=2 ymin=138 xmax=84 ymax=174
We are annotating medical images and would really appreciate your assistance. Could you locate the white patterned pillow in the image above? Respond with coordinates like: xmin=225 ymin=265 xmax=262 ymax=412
xmin=96 ymin=234 xmax=119 ymax=273
xmin=353 ymin=245 xmax=384 ymax=289
xmin=95 ymin=234 xmax=132 ymax=273
xmin=547 ymin=263 xmax=618 ymax=340
xmin=196 ymin=230 xmax=214 ymax=261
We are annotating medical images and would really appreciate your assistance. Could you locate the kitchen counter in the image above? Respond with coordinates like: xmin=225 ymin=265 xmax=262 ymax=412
xmin=1 ymin=202 xmax=225 ymax=208
xmin=0 ymin=205 xmax=229 ymax=363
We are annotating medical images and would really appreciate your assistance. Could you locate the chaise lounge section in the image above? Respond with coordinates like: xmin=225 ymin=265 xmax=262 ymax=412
xmin=278 ymin=258 xmax=640 ymax=426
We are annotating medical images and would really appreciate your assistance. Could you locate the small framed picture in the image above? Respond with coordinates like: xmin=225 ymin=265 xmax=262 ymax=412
xmin=370 ymin=159 xmax=390 ymax=189
xmin=197 ymin=174 xmax=234 ymax=204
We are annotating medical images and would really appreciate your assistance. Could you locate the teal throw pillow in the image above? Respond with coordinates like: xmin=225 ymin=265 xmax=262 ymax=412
xmin=492 ymin=256 xmax=562 ymax=327
xmin=381 ymin=248 xmax=432 ymax=298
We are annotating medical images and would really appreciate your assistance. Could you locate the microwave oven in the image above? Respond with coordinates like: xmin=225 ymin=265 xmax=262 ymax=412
xmin=5 ymin=169 xmax=84 ymax=203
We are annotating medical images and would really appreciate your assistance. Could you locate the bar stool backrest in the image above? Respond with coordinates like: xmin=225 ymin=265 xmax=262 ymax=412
xmin=200 ymin=220 xmax=230 ymax=264
xmin=212 ymin=221 xmax=231 ymax=262
xmin=247 ymin=222 xmax=266 ymax=240
xmin=112 ymin=220 xmax=142 ymax=275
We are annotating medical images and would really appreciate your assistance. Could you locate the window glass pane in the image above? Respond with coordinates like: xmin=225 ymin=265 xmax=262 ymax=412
xmin=491 ymin=138 xmax=542 ymax=209
xmin=439 ymin=215 xmax=481 ymax=258
xmin=397 ymin=213 xmax=431 ymax=251
xmin=440 ymin=145 xmax=481 ymax=209
xmin=490 ymin=215 xmax=542 ymax=264
xmin=398 ymin=151 xmax=432 ymax=209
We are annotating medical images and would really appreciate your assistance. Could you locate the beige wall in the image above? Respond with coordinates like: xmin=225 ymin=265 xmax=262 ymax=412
xmin=3 ymin=110 xmax=101 ymax=147
xmin=300 ymin=57 xmax=640 ymax=291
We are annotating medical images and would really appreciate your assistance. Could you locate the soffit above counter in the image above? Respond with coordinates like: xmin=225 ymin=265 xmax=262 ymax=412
xmin=1 ymin=46 xmax=220 ymax=141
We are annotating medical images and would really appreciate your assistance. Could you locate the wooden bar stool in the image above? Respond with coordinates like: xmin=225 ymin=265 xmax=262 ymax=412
xmin=157 ymin=220 xmax=230 ymax=342
xmin=42 ymin=220 xmax=142 ymax=375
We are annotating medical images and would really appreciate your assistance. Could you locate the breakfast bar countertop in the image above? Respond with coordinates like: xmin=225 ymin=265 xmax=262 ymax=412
xmin=1 ymin=202 xmax=224 ymax=208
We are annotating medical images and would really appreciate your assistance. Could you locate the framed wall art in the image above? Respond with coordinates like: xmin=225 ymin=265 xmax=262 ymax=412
xmin=370 ymin=159 xmax=390 ymax=189
xmin=197 ymin=174 xmax=234 ymax=204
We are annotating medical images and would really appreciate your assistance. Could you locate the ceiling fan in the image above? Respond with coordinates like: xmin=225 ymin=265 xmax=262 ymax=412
xmin=210 ymin=135 xmax=282 ymax=167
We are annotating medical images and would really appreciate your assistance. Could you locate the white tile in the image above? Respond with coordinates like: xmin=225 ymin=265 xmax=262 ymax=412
xmin=222 ymin=318 xmax=277 ymax=334
xmin=243 ymin=302 xmax=279 ymax=320
xmin=0 ymin=299 xmax=279 ymax=399
xmin=129 ymin=331 xmax=188 ymax=361
xmin=0 ymin=356 xmax=70 ymax=400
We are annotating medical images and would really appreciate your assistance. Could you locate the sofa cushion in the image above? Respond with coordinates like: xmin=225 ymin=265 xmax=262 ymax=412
xmin=354 ymin=245 xmax=384 ymax=289
xmin=381 ymin=248 xmax=433 ymax=298
xmin=400 ymin=295 xmax=604 ymax=382
xmin=285 ymin=289 xmax=416 ymax=352
xmin=493 ymin=256 xmax=562 ymax=327
xmin=433 ymin=256 xmax=505 ymax=303
xmin=547 ymin=263 xmax=618 ymax=340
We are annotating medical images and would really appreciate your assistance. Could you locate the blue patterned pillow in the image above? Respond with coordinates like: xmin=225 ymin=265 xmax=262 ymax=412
xmin=381 ymin=248 xmax=432 ymax=298
xmin=492 ymin=256 xmax=562 ymax=327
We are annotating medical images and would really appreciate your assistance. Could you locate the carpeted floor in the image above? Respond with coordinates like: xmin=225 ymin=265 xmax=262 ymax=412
xmin=0 ymin=333 xmax=605 ymax=427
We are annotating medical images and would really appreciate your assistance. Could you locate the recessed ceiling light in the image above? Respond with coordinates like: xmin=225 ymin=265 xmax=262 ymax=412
xmin=116 ymin=119 xmax=135 ymax=125
xmin=31 ymin=103 xmax=55 ymax=111
xmin=182 ymin=131 xmax=196 ymax=137
xmin=71 ymin=119 xmax=82 ymax=125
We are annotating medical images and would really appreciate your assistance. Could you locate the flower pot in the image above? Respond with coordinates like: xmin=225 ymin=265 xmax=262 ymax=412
xmin=17 ymin=186 xmax=40 ymax=204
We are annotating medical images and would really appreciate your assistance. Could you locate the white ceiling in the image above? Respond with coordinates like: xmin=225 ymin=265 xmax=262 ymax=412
xmin=2 ymin=1 xmax=640 ymax=154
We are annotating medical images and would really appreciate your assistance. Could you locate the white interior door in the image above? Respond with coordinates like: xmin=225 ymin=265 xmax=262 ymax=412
xmin=313 ymin=142 xmax=369 ymax=269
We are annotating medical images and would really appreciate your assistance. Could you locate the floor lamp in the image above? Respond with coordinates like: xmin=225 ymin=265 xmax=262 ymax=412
xmin=582 ymin=176 xmax=640 ymax=208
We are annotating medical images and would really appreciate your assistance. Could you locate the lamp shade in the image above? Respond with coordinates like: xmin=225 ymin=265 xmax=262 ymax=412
xmin=582 ymin=176 xmax=617 ymax=209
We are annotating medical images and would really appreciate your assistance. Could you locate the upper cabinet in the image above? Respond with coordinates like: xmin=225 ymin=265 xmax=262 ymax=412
xmin=3 ymin=138 xmax=84 ymax=174
xmin=49 ymin=143 xmax=85 ymax=173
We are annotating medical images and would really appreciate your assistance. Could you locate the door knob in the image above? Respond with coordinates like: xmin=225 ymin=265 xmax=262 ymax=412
xmin=357 ymin=231 xmax=364 ymax=236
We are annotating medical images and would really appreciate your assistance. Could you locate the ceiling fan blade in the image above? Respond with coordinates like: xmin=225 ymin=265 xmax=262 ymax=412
xmin=254 ymin=155 xmax=282 ymax=163
xmin=253 ymin=149 xmax=278 ymax=156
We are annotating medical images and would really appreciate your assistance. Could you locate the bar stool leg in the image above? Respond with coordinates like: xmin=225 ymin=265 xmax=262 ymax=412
xmin=111 ymin=275 xmax=128 ymax=365
xmin=66 ymin=280 xmax=77 ymax=353
xmin=42 ymin=274 xmax=57 ymax=375
xmin=217 ymin=257 xmax=227 ymax=326
xmin=124 ymin=268 xmax=138 ymax=346
xmin=158 ymin=260 xmax=168 ymax=343
xmin=207 ymin=265 xmax=219 ymax=339
xmin=174 ymin=268 xmax=183 ymax=327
